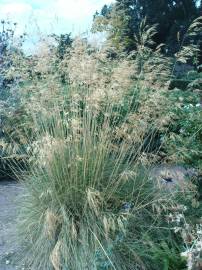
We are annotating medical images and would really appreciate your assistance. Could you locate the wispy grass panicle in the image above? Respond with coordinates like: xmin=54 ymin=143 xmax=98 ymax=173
xmin=13 ymin=18 xmax=201 ymax=270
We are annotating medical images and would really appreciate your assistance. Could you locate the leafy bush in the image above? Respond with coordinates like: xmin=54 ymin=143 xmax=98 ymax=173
xmin=162 ymin=81 xmax=202 ymax=171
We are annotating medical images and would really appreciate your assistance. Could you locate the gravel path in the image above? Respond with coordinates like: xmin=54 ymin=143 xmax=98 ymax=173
xmin=0 ymin=180 xmax=23 ymax=270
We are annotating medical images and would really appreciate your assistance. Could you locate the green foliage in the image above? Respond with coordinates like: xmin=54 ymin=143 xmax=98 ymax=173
xmin=93 ymin=0 xmax=201 ymax=55
xmin=0 ymin=21 xmax=28 ymax=176
xmin=51 ymin=33 xmax=73 ymax=60
xmin=148 ymin=241 xmax=187 ymax=270
xmin=170 ymin=68 xmax=202 ymax=90
xmin=162 ymin=86 xmax=202 ymax=170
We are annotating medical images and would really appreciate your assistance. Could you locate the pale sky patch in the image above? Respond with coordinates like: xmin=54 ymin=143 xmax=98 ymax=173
xmin=0 ymin=0 xmax=114 ymax=34
xmin=0 ymin=0 xmax=114 ymax=52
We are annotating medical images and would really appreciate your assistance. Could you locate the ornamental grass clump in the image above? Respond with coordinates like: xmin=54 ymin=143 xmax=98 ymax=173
xmin=15 ymin=90 xmax=190 ymax=270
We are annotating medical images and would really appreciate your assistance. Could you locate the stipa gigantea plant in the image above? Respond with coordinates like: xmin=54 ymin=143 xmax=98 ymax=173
xmin=13 ymin=18 xmax=201 ymax=269
xmin=15 ymin=89 xmax=194 ymax=270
